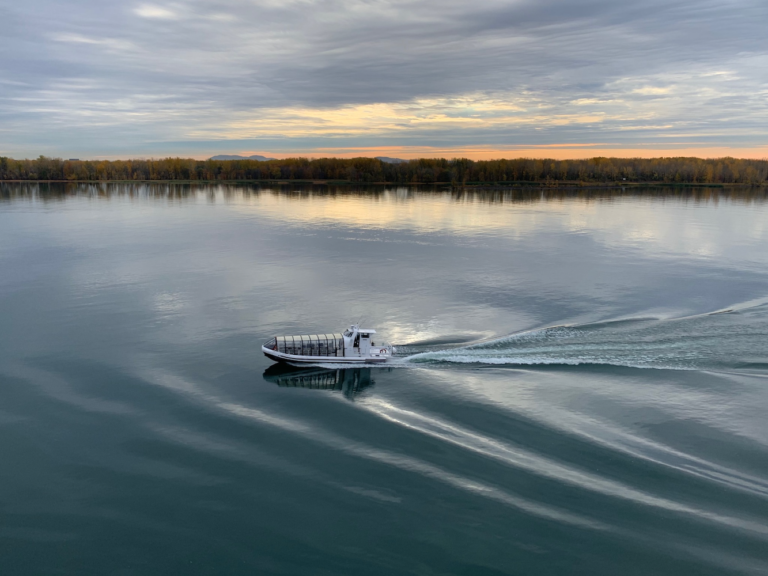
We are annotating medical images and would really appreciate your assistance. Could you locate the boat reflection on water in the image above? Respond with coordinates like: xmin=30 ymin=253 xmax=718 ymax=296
xmin=262 ymin=365 xmax=386 ymax=399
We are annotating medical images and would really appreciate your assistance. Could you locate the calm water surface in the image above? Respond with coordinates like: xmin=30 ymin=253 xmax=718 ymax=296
xmin=1 ymin=183 xmax=768 ymax=575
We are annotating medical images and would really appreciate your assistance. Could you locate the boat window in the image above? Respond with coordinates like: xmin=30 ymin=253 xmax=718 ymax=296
xmin=353 ymin=334 xmax=360 ymax=348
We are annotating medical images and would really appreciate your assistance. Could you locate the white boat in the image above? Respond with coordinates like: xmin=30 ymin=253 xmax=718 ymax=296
xmin=262 ymin=325 xmax=394 ymax=364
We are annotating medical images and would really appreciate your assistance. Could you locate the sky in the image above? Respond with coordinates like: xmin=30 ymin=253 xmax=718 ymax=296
xmin=1 ymin=0 xmax=767 ymax=160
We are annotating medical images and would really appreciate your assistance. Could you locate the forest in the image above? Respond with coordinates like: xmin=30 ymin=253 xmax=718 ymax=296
xmin=1 ymin=155 xmax=766 ymax=185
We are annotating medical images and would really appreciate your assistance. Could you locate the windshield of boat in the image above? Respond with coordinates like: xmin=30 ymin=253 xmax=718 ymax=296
xmin=343 ymin=329 xmax=353 ymax=337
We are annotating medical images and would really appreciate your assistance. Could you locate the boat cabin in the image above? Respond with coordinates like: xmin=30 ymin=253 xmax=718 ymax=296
xmin=343 ymin=326 xmax=377 ymax=357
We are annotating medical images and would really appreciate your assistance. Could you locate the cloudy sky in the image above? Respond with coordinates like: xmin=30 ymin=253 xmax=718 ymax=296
xmin=1 ymin=0 xmax=767 ymax=159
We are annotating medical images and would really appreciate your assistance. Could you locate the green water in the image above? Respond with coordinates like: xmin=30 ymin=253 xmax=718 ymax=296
xmin=1 ymin=183 xmax=767 ymax=575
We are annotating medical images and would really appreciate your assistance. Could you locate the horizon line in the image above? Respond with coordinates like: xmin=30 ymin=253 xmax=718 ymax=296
xmin=4 ymin=148 xmax=768 ymax=162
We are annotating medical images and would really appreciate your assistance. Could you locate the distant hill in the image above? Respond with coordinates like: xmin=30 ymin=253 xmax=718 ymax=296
xmin=209 ymin=154 xmax=275 ymax=161
xmin=376 ymin=156 xmax=407 ymax=164
xmin=211 ymin=154 xmax=406 ymax=163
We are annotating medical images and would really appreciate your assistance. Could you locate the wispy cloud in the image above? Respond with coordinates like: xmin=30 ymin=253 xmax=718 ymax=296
xmin=52 ymin=33 xmax=136 ymax=52
xmin=134 ymin=4 xmax=178 ymax=19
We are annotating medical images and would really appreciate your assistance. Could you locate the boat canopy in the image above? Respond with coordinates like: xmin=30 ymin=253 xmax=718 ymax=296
xmin=272 ymin=333 xmax=345 ymax=357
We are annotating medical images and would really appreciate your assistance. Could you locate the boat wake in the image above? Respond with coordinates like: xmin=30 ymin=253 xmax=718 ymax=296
xmin=403 ymin=300 xmax=768 ymax=372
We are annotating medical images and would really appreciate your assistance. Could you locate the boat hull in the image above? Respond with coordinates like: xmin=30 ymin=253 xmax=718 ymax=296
xmin=262 ymin=346 xmax=391 ymax=365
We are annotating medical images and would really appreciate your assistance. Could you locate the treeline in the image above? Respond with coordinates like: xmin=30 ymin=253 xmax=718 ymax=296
xmin=1 ymin=155 xmax=766 ymax=184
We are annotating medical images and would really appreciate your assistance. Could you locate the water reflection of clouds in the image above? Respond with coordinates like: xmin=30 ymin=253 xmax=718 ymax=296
xmin=233 ymin=190 xmax=564 ymax=236
xmin=5 ymin=184 xmax=768 ymax=348
xmin=561 ymin=199 xmax=767 ymax=264
xmin=153 ymin=292 xmax=187 ymax=314
xmin=231 ymin=190 xmax=768 ymax=267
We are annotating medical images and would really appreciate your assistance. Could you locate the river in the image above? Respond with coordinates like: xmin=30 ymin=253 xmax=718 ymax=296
xmin=1 ymin=183 xmax=767 ymax=575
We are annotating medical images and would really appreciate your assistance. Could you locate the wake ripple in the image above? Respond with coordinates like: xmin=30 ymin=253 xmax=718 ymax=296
xmin=404 ymin=301 xmax=768 ymax=371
